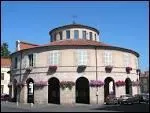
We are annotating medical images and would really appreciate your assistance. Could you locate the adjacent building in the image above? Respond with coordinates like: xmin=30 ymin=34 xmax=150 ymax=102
xmin=10 ymin=23 xmax=140 ymax=104
xmin=140 ymin=71 xmax=149 ymax=93
xmin=1 ymin=57 xmax=11 ymax=94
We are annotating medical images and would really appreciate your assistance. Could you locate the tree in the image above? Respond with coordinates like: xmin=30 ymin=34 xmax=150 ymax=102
xmin=1 ymin=42 xmax=11 ymax=57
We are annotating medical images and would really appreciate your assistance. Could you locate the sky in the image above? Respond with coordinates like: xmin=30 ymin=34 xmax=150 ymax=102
xmin=1 ymin=1 xmax=149 ymax=71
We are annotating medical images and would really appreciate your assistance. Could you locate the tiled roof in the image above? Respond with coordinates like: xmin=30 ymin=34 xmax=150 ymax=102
xmin=19 ymin=41 xmax=39 ymax=50
xmin=43 ymin=39 xmax=110 ymax=47
xmin=11 ymin=39 xmax=139 ymax=57
xmin=1 ymin=57 xmax=11 ymax=67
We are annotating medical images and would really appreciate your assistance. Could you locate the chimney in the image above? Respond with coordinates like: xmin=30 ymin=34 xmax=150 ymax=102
xmin=16 ymin=40 xmax=20 ymax=51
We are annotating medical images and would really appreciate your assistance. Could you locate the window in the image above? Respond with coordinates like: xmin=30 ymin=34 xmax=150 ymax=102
xmin=14 ymin=57 xmax=18 ymax=68
xmin=104 ymin=51 xmax=112 ymax=66
xmin=123 ymin=53 xmax=130 ymax=67
xmin=135 ymin=58 xmax=138 ymax=69
xmin=89 ymin=32 xmax=93 ymax=40
xmin=49 ymin=51 xmax=59 ymax=65
xmin=1 ymin=73 xmax=4 ymax=80
xmin=59 ymin=32 xmax=62 ymax=40
xmin=51 ymin=37 xmax=53 ymax=42
xmin=77 ymin=50 xmax=88 ymax=65
xmin=95 ymin=34 xmax=96 ymax=40
xmin=28 ymin=54 xmax=33 ymax=67
xmin=74 ymin=30 xmax=79 ymax=40
xmin=1 ymin=85 xmax=4 ymax=94
xmin=53 ymin=33 xmax=57 ymax=41
xmin=82 ymin=31 xmax=86 ymax=39
xmin=66 ymin=30 xmax=70 ymax=39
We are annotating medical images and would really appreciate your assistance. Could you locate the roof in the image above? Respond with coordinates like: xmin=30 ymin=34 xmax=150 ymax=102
xmin=1 ymin=57 xmax=11 ymax=67
xmin=43 ymin=39 xmax=109 ymax=46
xmin=11 ymin=39 xmax=139 ymax=57
xmin=18 ymin=41 xmax=39 ymax=51
xmin=49 ymin=23 xmax=99 ymax=36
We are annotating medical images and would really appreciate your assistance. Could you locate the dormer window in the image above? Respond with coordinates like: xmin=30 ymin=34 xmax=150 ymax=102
xmin=59 ymin=32 xmax=62 ymax=40
xmin=53 ymin=33 xmax=57 ymax=41
xmin=74 ymin=30 xmax=79 ymax=40
xmin=66 ymin=30 xmax=70 ymax=39
xmin=95 ymin=34 xmax=96 ymax=41
xmin=89 ymin=32 xmax=93 ymax=40
xmin=82 ymin=30 xmax=86 ymax=39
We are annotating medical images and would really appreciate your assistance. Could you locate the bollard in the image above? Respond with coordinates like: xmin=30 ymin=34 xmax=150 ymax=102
xmin=16 ymin=101 xmax=19 ymax=107
xmin=30 ymin=103 xmax=33 ymax=108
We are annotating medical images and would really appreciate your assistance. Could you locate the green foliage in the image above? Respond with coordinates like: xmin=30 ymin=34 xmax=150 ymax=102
xmin=1 ymin=42 xmax=11 ymax=57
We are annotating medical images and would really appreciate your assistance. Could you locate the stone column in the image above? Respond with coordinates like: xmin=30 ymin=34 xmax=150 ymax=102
xmin=19 ymin=84 xmax=27 ymax=103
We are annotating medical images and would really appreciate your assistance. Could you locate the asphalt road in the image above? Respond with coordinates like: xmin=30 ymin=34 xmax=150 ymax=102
xmin=1 ymin=101 xmax=149 ymax=112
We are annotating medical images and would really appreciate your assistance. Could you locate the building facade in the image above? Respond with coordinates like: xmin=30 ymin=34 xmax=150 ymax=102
xmin=140 ymin=71 xmax=149 ymax=93
xmin=10 ymin=23 xmax=140 ymax=104
xmin=1 ymin=57 xmax=11 ymax=94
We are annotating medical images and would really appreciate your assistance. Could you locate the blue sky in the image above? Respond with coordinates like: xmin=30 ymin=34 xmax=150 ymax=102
xmin=1 ymin=1 xmax=149 ymax=71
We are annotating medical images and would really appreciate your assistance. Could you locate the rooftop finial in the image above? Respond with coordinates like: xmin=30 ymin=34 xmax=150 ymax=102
xmin=72 ymin=15 xmax=77 ymax=24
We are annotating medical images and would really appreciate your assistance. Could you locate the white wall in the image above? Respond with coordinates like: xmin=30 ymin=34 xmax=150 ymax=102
xmin=1 ymin=67 xmax=10 ymax=94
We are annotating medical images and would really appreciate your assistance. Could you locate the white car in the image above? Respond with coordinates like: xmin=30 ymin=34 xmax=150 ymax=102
xmin=118 ymin=94 xmax=134 ymax=104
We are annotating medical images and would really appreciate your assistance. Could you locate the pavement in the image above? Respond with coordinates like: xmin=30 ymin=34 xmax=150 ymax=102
xmin=1 ymin=101 xmax=149 ymax=112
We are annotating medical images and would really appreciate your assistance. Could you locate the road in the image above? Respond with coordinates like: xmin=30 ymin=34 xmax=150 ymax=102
xmin=1 ymin=101 xmax=149 ymax=112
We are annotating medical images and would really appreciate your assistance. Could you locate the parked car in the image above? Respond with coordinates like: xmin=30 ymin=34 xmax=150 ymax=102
xmin=118 ymin=94 xmax=134 ymax=105
xmin=133 ymin=93 xmax=149 ymax=104
xmin=106 ymin=95 xmax=118 ymax=105
xmin=1 ymin=93 xmax=9 ymax=101
xmin=142 ymin=93 xmax=149 ymax=104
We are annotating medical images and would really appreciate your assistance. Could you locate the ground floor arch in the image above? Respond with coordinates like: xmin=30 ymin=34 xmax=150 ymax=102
xmin=13 ymin=79 xmax=17 ymax=102
xmin=26 ymin=78 xmax=34 ymax=103
xmin=76 ymin=77 xmax=89 ymax=104
xmin=104 ymin=77 xmax=116 ymax=102
xmin=125 ymin=78 xmax=132 ymax=95
xmin=48 ymin=77 xmax=60 ymax=104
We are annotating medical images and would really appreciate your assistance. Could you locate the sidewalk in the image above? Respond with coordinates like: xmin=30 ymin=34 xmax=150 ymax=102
xmin=1 ymin=101 xmax=105 ymax=112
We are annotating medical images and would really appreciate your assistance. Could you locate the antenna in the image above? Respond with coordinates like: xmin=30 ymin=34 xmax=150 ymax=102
xmin=72 ymin=15 xmax=77 ymax=24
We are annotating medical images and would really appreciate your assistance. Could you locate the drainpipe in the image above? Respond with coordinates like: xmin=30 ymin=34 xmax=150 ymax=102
xmin=137 ymin=57 xmax=140 ymax=94
xmin=95 ymin=47 xmax=98 ymax=104
xmin=19 ymin=51 xmax=22 ymax=102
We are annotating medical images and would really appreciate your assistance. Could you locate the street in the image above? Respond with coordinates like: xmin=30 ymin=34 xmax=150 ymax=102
xmin=1 ymin=101 xmax=149 ymax=112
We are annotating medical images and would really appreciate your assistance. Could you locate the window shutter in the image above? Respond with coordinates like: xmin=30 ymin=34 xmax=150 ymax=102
xmin=58 ymin=51 xmax=60 ymax=65
xmin=33 ymin=53 xmax=37 ymax=67
xmin=49 ymin=52 xmax=52 ymax=65
xmin=23 ymin=56 xmax=26 ymax=68
xmin=84 ymin=50 xmax=88 ymax=65
xmin=12 ymin=57 xmax=15 ymax=69
xmin=104 ymin=51 xmax=106 ymax=66
xmin=77 ymin=50 xmax=81 ymax=65
xmin=26 ymin=55 xmax=29 ymax=68
xmin=17 ymin=57 xmax=20 ymax=69
xmin=48 ymin=52 xmax=50 ymax=65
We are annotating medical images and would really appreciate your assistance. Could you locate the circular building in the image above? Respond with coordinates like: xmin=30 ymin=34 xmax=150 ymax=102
xmin=10 ymin=23 xmax=140 ymax=104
